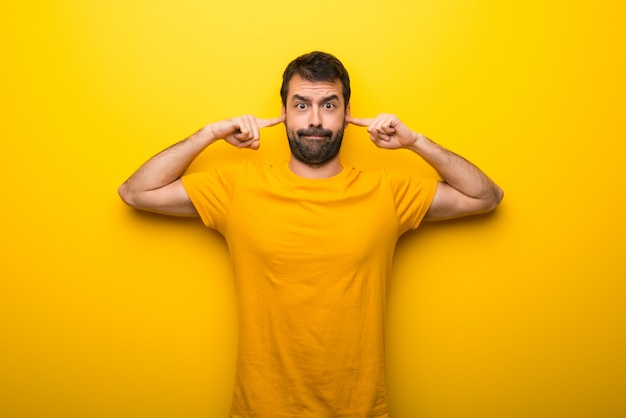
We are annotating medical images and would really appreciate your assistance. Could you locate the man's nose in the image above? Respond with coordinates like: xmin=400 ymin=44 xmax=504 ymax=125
xmin=309 ymin=107 xmax=322 ymax=127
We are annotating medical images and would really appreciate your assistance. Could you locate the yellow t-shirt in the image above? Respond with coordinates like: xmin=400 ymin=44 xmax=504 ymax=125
xmin=182 ymin=161 xmax=437 ymax=418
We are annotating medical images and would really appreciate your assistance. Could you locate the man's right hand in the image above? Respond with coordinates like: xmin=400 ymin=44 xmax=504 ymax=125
xmin=207 ymin=115 xmax=285 ymax=150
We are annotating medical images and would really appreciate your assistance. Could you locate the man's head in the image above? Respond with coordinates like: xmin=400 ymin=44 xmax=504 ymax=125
xmin=280 ymin=52 xmax=351 ymax=166
xmin=280 ymin=51 xmax=351 ymax=109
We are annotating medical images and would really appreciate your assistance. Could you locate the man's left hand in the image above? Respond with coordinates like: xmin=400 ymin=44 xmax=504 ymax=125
xmin=347 ymin=114 xmax=422 ymax=150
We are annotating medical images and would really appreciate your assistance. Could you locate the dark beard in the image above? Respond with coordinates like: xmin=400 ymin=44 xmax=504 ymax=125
xmin=286 ymin=125 xmax=344 ymax=166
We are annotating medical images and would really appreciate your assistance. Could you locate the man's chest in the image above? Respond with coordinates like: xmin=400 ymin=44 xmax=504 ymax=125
xmin=224 ymin=184 xmax=399 ymax=269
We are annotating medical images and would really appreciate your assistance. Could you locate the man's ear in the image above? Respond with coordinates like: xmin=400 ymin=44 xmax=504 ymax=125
xmin=281 ymin=106 xmax=286 ymax=118
xmin=344 ymin=103 xmax=351 ymax=126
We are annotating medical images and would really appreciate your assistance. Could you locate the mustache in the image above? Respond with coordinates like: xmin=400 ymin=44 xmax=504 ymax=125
xmin=297 ymin=127 xmax=333 ymax=137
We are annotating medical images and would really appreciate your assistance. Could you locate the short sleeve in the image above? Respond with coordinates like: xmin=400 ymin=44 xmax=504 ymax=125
xmin=386 ymin=171 xmax=438 ymax=234
xmin=181 ymin=162 xmax=246 ymax=234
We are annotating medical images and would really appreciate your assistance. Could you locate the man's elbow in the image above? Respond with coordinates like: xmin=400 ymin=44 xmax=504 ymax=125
xmin=118 ymin=183 xmax=139 ymax=208
xmin=484 ymin=186 xmax=504 ymax=213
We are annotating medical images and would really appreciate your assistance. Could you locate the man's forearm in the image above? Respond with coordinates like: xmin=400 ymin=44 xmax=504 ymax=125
xmin=409 ymin=133 xmax=504 ymax=204
xmin=119 ymin=126 xmax=216 ymax=196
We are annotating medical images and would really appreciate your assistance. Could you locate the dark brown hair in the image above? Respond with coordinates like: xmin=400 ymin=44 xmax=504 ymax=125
xmin=280 ymin=51 xmax=351 ymax=109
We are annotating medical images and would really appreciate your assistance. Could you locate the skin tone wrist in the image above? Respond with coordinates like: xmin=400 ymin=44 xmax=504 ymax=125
xmin=195 ymin=124 xmax=219 ymax=145
xmin=405 ymin=131 xmax=425 ymax=152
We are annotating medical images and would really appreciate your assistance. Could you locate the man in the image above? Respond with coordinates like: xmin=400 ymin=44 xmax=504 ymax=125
xmin=119 ymin=51 xmax=503 ymax=418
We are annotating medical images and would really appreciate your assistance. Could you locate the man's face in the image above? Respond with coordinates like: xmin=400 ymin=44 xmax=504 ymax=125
xmin=283 ymin=75 xmax=349 ymax=166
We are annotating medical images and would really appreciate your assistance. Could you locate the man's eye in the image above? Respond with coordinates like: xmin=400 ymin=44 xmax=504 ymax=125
xmin=323 ymin=103 xmax=335 ymax=109
xmin=296 ymin=103 xmax=307 ymax=109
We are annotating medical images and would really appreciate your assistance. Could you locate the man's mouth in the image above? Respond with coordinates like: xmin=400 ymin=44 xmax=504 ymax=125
xmin=297 ymin=128 xmax=333 ymax=139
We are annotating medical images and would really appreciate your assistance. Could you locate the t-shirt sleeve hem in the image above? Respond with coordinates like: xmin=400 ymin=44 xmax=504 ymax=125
xmin=181 ymin=174 xmax=212 ymax=228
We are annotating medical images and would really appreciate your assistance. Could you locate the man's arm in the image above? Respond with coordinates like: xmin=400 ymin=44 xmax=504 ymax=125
xmin=347 ymin=114 xmax=503 ymax=221
xmin=118 ymin=115 xmax=284 ymax=216
xmin=407 ymin=135 xmax=503 ymax=220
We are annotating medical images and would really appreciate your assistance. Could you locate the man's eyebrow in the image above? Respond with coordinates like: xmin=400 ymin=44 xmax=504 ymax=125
xmin=291 ymin=94 xmax=340 ymax=102
xmin=291 ymin=94 xmax=311 ymax=102
xmin=322 ymin=94 xmax=340 ymax=102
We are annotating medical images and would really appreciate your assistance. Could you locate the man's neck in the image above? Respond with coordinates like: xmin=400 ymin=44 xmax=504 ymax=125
xmin=288 ymin=155 xmax=343 ymax=179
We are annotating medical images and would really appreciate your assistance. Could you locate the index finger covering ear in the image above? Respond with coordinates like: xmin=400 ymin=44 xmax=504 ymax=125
xmin=257 ymin=116 xmax=285 ymax=129
xmin=346 ymin=116 xmax=374 ymax=127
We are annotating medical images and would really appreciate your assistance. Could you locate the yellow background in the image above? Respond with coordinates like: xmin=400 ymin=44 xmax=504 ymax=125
xmin=2 ymin=0 xmax=625 ymax=417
